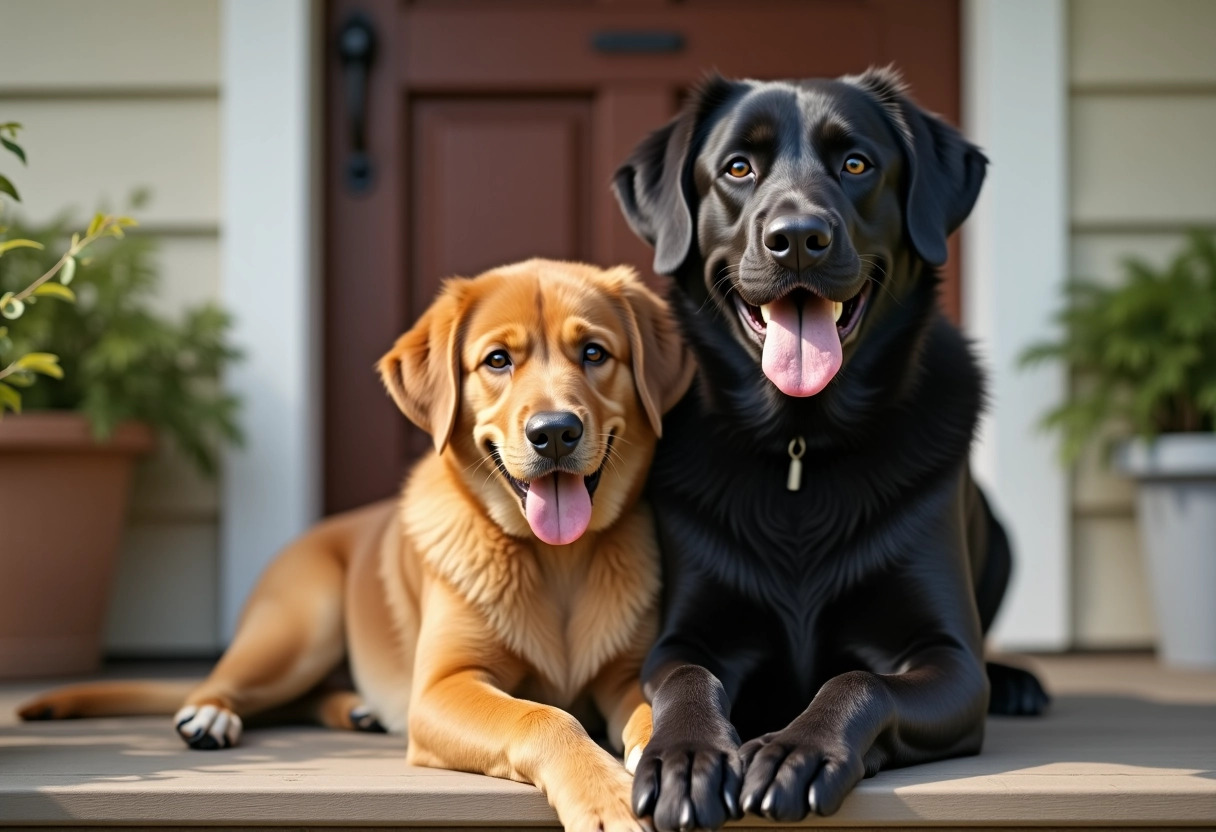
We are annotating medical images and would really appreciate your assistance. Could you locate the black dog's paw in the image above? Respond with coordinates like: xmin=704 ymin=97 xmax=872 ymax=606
xmin=986 ymin=661 xmax=1051 ymax=716
xmin=632 ymin=736 xmax=742 ymax=832
xmin=738 ymin=730 xmax=864 ymax=821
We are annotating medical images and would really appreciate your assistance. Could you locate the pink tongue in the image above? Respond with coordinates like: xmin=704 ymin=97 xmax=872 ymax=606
xmin=761 ymin=294 xmax=842 ymax=397
xmin=525 ymin=472 xmax=593 ymax=545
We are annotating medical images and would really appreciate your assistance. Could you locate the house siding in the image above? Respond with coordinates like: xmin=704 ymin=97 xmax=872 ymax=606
xmin=1068 ymin=0 xmax=1216 ymax=647
xmin=0 ymin=0 xmax=223 ymax=654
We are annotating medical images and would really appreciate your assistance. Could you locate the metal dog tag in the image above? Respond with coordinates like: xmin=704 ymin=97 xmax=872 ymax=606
xmin=787 ymin=436 xmax=806 ymax=491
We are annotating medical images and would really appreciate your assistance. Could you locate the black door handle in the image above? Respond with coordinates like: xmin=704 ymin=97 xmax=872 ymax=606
xmin=338 ymin=13 xmax=376 ymax=194
xmin=592 ymin=30 xmax=685 ymax=54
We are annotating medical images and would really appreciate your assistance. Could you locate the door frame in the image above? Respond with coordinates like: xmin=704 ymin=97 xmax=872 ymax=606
xmin=218 ymin=0 xmax=321 ymax=641
xmin=217 ymin=0 xmax=1071 ymax=650
xmin=962 ymin=0 xmax=1070 ymax=651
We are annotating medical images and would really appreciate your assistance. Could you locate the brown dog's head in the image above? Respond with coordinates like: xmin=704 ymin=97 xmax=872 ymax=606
xmin=379 ymin=259 xmax=694 ymax=546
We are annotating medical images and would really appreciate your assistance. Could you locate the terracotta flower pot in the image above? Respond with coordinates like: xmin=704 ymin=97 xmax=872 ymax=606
xmin=0 ymin=412 xmax=154 ymax=679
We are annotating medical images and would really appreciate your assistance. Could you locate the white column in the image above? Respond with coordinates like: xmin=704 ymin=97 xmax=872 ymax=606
xmin=218 ymin=0 xmax=319 ymax=640
xmin=963 ymin=0 xmax=1070 ymax=650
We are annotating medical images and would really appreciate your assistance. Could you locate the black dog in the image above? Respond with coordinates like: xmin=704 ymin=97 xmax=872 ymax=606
xmin=611 ymin=68 xmax=1049 ymax=830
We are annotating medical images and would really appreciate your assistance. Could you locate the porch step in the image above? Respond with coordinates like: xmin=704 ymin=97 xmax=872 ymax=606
xmin=1 ymin=655 xmax=1213 ymax=829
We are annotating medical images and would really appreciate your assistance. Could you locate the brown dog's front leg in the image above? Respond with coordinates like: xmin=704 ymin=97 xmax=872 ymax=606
xmin=590 ymin=652 xmax=654 ymax=773
xmin=408 ymin=670 xmax=645 ymax=832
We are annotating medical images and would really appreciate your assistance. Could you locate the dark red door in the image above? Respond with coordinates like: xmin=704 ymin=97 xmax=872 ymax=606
xmin=324 ymin=0 xmax=961 ymax=513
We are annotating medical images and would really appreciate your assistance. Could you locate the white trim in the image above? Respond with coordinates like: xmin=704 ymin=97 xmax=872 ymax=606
xmin=218 ymin=0 xmax=320 ymax=641
xmin=963 ymin=0 xmax=1070 ymax=650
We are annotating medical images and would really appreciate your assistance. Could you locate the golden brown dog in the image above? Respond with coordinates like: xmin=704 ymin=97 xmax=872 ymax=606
xmin=18 ymin=258 xmax=694 ymax=832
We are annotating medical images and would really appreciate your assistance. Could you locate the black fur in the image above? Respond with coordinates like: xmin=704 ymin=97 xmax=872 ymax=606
xmin=612 ymin=69 xmax=1048 ymax=830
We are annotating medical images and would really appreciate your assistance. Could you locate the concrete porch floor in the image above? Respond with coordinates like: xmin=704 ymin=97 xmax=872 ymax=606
xmin=1 ymin=654 xmax=1214 ymax=829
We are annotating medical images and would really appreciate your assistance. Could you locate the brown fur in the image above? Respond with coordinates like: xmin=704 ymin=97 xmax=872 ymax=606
xmin=18 ymin=259 xmax=695 ymax=832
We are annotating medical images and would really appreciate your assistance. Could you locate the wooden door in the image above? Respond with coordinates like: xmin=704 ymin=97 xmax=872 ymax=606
xmin=324 ymin=0 xmax=961 ymax=514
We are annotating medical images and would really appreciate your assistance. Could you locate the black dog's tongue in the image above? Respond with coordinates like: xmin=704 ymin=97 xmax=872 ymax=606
xmin=761 ymin=293 xmax=842 ymax=397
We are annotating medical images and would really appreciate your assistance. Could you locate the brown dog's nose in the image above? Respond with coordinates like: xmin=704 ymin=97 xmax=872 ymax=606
xmin=526 ymin=411 xmax=584 ymax=462
xmin=764 ymin=213 xmax=833 ymax=271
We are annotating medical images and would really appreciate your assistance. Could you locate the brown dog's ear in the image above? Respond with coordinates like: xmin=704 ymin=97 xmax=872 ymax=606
xmin=845 ymin=66 xmax=988 ymax=268
xmin=612 ymin=75 xmax=743 ymax=276
xmin=613 ymin=270 xmax=697 ymax=437
xmin=377 ymin=280 xmax=468 ymax=454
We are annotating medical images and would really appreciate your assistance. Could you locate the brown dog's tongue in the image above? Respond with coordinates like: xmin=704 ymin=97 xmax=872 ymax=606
xmin=525 ymin=472 xmax=593 ymax=545
xmin=761 ymin=293 xmax=842 ymax=397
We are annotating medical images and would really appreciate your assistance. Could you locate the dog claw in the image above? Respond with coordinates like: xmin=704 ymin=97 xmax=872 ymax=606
xmin=677 ymin=799 xmax=694 ymax=831
xmin=350 ymin=705 xmax=386 ymax=733
xmin=174 ymin=703 xmax=242 ymax=750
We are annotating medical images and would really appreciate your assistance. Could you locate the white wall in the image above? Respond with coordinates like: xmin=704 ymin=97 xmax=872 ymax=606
xmin=0 ymin=0 xmax=224 ymax=654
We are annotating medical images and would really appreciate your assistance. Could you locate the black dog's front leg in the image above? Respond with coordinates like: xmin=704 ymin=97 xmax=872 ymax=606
xmin=738 ymin=644 xmax=987 ymax=820
xmin=633 ymin=662 xmax=743 ymax=832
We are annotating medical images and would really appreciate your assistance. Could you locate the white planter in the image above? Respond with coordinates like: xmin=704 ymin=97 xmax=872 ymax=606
xmin=1118 ymin=434 xmax=1216 ymax=668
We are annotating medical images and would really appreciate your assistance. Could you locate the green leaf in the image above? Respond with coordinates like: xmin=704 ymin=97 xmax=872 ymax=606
xmin=0 ymin=238 xmax=44 ymax=255
xmin=1 ymin=296 xmax=25 ymax=320
xmin=1 ymin=136 xmax=26 ymax=165
xmin=0 ymin=382 xmax=20 ymax=414
xmin=33 ymin=282 xmax=76 ymax=303
xmin=0 ymin=174 xmax=20 ymax=202
xmin=59 ymin=255 xmax=77 ymax=286
xmin=86 ymin=212 xmax=105 ymax=238
xmin=3 ymin=370 xmax=34 ymax=387
xmin=15 ymin=352 xmax=64 ymax=379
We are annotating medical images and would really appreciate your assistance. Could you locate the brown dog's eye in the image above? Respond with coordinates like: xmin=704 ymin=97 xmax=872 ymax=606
xmin=484 ymin=350 xmax=511 ymax=371
xmin=583 ymin=343 xmax=608 ymax=365
xmin=843 ymin=155 xmax=869 ymax=175
xmin=726 ymin=158 xmax=752 ymax=178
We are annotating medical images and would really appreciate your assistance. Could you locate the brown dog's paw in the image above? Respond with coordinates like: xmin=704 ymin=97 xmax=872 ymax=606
xmin=349 ymin=704 xmax=387 ymax=733
xmin=558 ymin=765 xmax=651 ymax=832
xmin=175 ymin=702 xmax=242 ymax=750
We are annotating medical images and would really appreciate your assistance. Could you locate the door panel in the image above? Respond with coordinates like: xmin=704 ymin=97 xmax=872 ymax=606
xmin=408 ymin=97 xmax=593 ymax=460
xmin=325 ymin=0 xmax=961 ymax=513
xmin=413 ymin=99 xmax=592 ymax=284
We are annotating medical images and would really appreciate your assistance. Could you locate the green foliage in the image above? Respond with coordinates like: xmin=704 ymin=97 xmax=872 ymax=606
xmin=1021 ymin=231 xmax=1216 ymax=463
xmin=0 ymin=212 xmax=242 ymax=475
xmin=0 ymin=121 xmax=84 ymax=414
xmin=0 ymin=122 xmax=23 ymax=203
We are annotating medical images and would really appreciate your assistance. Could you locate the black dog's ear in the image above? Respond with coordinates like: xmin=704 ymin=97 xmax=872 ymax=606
xmin=847 ymin=67 xmax=987 ymax=267
xmin=613 ymin=75 xmax=739 ymax=276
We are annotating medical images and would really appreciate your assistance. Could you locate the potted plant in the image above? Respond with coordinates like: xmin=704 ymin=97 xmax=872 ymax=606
xmin=0 ymin=125 xmax=240 ymax=678
xmin=1022 ymin=230 xmax=1216 ymax=668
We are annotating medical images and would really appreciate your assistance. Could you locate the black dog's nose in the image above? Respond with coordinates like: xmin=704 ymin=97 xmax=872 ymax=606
xmin=763 ymin=213 xmax=833 ymax=270
xmin=525 ymin=411 xmax=584 ymax=461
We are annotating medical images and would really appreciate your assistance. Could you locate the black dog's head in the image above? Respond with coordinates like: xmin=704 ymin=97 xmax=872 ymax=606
xmin=613 ymin=67 xmax=986 ymax=416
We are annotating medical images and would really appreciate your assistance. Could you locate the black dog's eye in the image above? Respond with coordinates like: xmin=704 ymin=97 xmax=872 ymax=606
xmin=583 ymin=343 xmax=608 ymax=365
xmin=843 ymin=155 xmax=870 ymax=175
xmin=725 ymin=157 xmax=752 ymax=178
xmin=484 ymin=349 xmax=511 ymax=371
